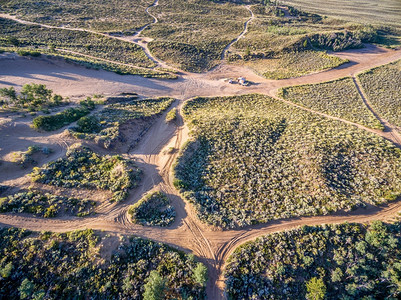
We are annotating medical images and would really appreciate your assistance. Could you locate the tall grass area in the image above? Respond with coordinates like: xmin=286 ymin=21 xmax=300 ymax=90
xmin=358 ymin=60 xmax=401 ymax=128
xmin=174 ymin=94 xmax=401 ymax=228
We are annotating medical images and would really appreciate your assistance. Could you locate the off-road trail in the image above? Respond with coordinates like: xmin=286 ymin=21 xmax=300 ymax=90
xmin=1 ymin=8 xmax=401 ymax=298
xmin=221 ymin=6 xmax=255 ymax=60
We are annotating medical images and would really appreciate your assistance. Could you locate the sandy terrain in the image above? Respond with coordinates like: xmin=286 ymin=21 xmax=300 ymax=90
xmin=1 ymin=9 xmax=401 ymax=299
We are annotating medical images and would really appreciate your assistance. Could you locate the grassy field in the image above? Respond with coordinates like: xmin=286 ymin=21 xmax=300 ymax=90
xmin=358 ymin=59 xmax=401 ymax=128
xmin=279 ymin=77 xmax=383 ymax=129
xmin=225 ymin=221 xmax=401 ymax=299
xmin=174 ymin=94 xmax=401 ymax=228
xmin=0 ymin=0 xmax=155 ymax=33
xmin=281 ymin=0 xmax=401 ymax=29
xmin=0 ymin=227 xmax=206 ymax=299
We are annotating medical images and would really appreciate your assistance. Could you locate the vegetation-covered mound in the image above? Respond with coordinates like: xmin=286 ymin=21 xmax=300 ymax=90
xmin=0 ymin=190 xmax=96 ymax=217
xmin=358 ymin=59 xmax=401 ymax=128
xmin=30 ymin=146 xmax=141 ymax=202
xmin=175 ymin=94 xmax=401 ymax=228
xmin=279 ymin=77 xmax=383 ymax=129
xmin=0 ymin=227 xmax=206 ymax=299
xmin=225 ymin=221 xmax=401 ymax=299
xmin=70 ymin=97 xmax=175 ymax=149
xmin=129 ymin=191 xmax=176 ymax=227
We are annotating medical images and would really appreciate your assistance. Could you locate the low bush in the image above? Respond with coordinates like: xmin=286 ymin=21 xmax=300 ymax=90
xmin=129 ymin=191 xmax=176 ymax=227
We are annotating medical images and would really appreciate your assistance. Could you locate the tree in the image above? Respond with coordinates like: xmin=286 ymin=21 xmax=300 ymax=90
xmin=143 ymin=270 xmax=166 ymax=300
xmin=18 ymin=278 xmax=34 ymax=299
xmin=77 ymin=116 xmax=100 ymax=133
xmin=20 ymin=84 xmax=52 ymax=107
xmin=193 ymin=263 xmax=208 ymax=286
xmin=306 ymin=277 xmax=326 ymax=300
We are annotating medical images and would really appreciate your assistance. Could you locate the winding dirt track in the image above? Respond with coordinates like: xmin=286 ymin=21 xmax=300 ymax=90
xmin=221 ymin=5 xmax=254 ymax=60
xmin=1 ymin=7 xmax=401 ymax=300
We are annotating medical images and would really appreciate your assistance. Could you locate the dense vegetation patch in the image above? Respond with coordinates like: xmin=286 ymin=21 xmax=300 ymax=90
xmin=175 ymin=94 xmax=401 ymax=228
xmin=143 ymin=0 xmax=249 ymax=72
xmin=0 ymin=190 xmax=96 ymax=217
xmin=279 ymin=77 xmax=383 ymax=129
xmin=225 ymin=221 xmax=401 ymax=299
xmin=30 ymin=146 xmax=141 ymax=202
xmin=0 ymin=17 xmax=154 ymax=68
xmin=0 ymin=227 xmax=206 ymax=299
xmin=0 ymin=0 xmax=154 ymax=33
xmin=129 ymin=191 xmax=176 ymax=227
xmin=237 ymin=51 xmax=347 ymax=79
xmin=32 ymin=98 xmax=95 ymax=131
xmin=0 ymin=83 xmax=64 ymax=112
xmin=358 ymin=59 xmax=401 ymax=128
xmin=70 ymin=97 xmax=174 ymax=149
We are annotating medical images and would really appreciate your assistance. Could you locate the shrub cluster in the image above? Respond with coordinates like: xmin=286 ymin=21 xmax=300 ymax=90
xmin=174 ymin=94 xmax=401 ymax=228
xmin=0 ymin=228 xmax=206 ymax=299
xmin=0 ymin=83 xmax=64 ymax=112
xmin=30 ymin=146 xmax=141 ymax=202
xmin=129 ymin=191 xmax=176 ymax=227
xmin=279 ymin=77 xmax=383 ymax=129
xmin=0 ymin=190 xmax=96 ymax=217
xmin=225 ymin=221 xmax=401 ymax=299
